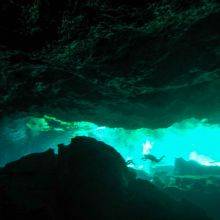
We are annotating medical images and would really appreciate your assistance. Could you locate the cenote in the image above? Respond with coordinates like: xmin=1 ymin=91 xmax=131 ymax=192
xmin=1 ymin=116 xmax=220 ymax=169
xmin=1 ymin=0 xmax=220 ymax=219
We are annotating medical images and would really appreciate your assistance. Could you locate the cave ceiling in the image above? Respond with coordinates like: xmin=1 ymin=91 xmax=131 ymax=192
xmin=0 ymin=0 xmax=220 ymax=129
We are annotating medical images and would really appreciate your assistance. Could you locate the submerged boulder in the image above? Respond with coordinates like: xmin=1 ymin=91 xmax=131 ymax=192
xmin=175 ymin=157 xmax=220 ymax=176
xmin=0 ymin=137 xmax=211 ymax=220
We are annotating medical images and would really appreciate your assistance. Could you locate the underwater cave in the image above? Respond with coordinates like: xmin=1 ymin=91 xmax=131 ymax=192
xmin=0 ymin=0 xmax=220 ymax=220
xmin=1 ymin=116 xmax=220 ymax=169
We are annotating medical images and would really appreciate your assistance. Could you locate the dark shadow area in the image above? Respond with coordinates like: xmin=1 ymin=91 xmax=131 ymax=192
xmin=0 ymin=137 xmax=212 ymax=220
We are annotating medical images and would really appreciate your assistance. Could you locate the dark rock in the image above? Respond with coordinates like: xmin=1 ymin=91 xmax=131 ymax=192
xmin=174 ymin=157 xmax=220 ymax=176
xmin=0 ymin=137 xmax=211 ymax=220
xmin=165 ymin=176 xmax=220 ymax=220
xmin=0 ymin=0 xmax=219 ymax=128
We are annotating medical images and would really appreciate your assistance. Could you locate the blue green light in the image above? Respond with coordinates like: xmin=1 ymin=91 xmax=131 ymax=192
xmin=1 ymin=116 xmax=220 ymax=170
xmin=26 ymin=116 xmax=220 ymax=170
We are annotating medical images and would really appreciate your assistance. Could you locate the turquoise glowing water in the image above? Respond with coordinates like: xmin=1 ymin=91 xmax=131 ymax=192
xmin=29 ymin=116 xmax=220 ymax=168
xmin=70 ymin=118 xmax=220 ymax=169
xmin=1 ymin=116 xmax=220 ymax=170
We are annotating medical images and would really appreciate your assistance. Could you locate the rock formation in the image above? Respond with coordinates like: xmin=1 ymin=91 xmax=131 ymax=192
xmin=0 ymin=0 xmax=219 ymax=128
xmin=0 ymin=137 xmax=211 ymax=220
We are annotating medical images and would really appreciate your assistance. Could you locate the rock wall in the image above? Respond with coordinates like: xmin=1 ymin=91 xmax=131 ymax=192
xmin=0 ymin=0 xmax=219 ymax=128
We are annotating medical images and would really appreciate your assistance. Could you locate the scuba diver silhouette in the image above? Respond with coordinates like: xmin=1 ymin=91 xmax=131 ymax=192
xmin=126 ymin=159 xmax=135 ymax=166
xmin=142 ymin=154 xmax=165 ymax=163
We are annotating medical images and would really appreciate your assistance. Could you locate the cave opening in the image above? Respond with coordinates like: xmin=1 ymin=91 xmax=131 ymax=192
xmin=1 ymin=115 xmax=220 ymax=172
